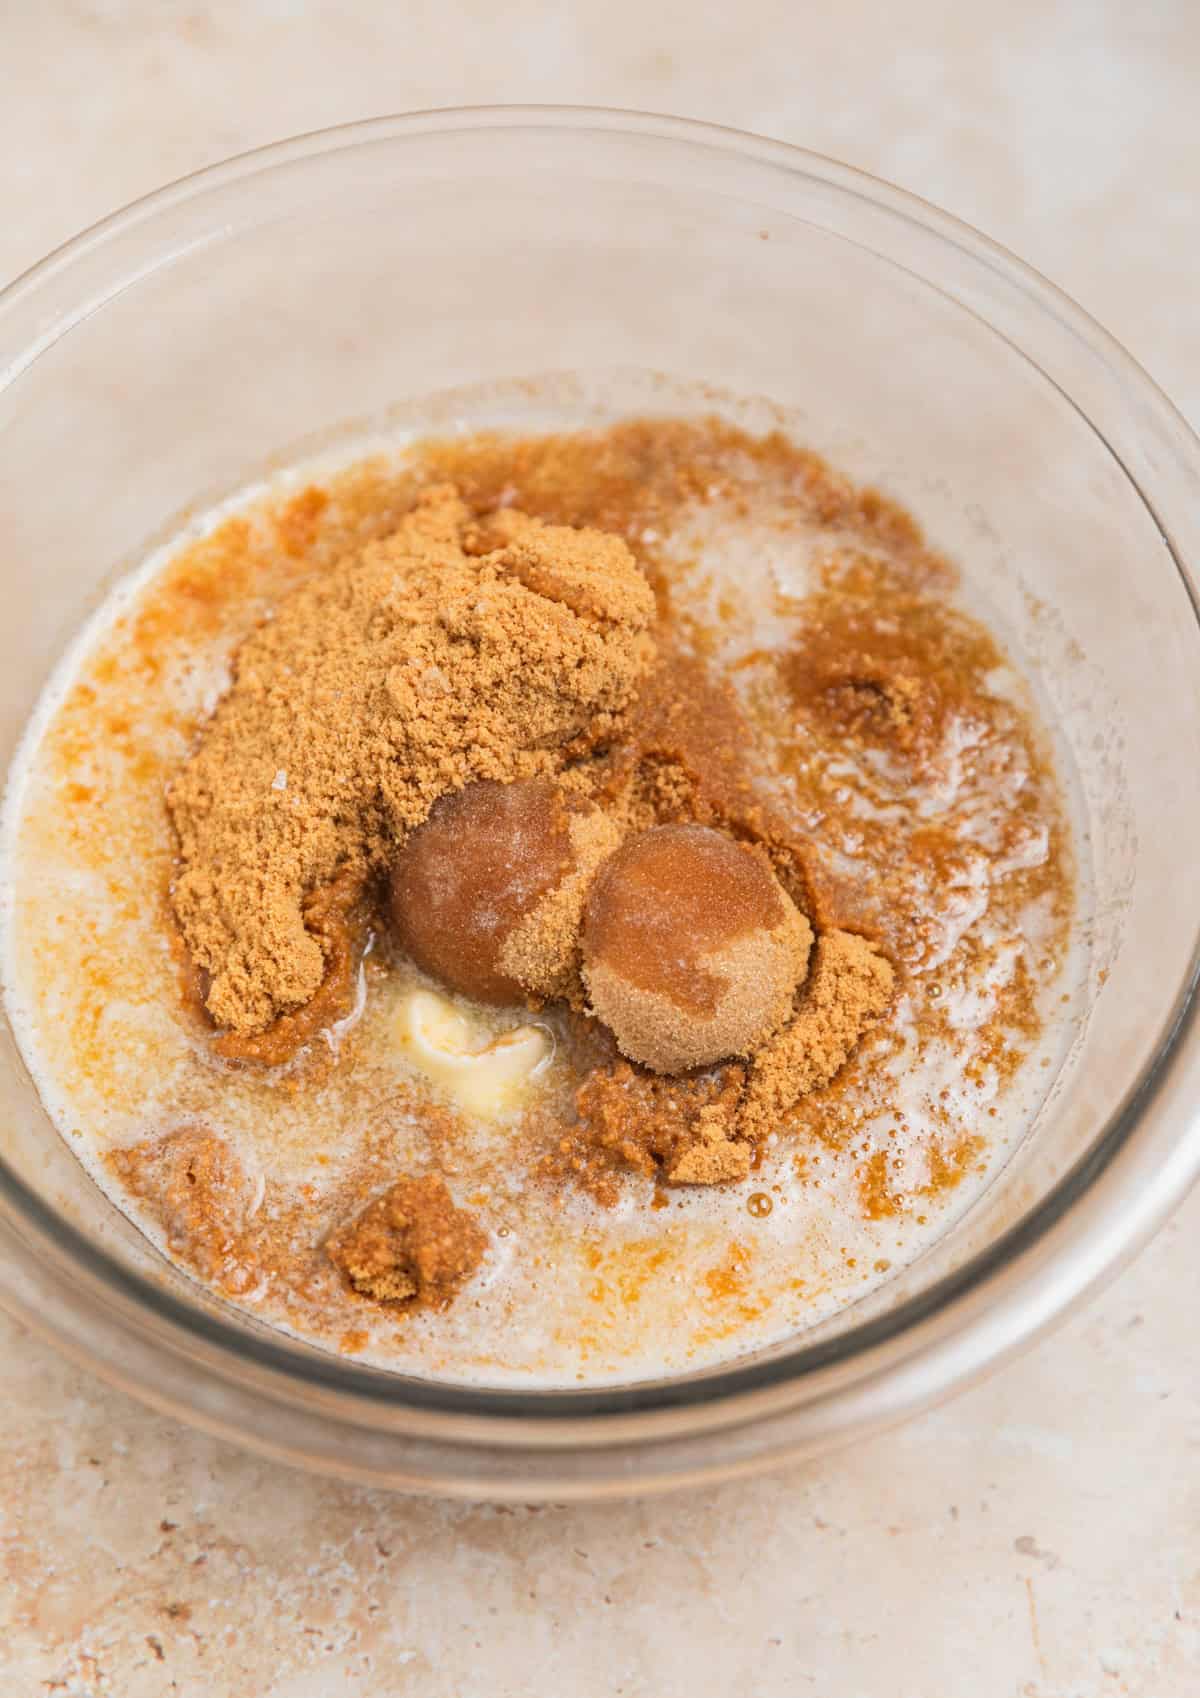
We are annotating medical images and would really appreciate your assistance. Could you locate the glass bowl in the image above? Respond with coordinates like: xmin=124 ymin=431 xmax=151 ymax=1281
xmin=0 ymin=108 xmax=1198 ymax=1501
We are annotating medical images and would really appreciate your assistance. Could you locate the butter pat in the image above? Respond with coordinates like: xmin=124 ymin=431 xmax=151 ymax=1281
xmin=396 ymin=989 xmax=552 ymax=1118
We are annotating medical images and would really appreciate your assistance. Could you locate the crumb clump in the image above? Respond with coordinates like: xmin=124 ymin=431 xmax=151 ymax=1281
xmin=667 ymin=1114 xmax=754 ymax=1185
xmin=326 ymin=1174 xmax=487 ymax=1307
xmin=169 ymin=485 xmax=655 ymax=1037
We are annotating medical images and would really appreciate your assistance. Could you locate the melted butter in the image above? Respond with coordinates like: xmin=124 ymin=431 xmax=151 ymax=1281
xmin=395 ymin=989 xmax=553 ymax=1119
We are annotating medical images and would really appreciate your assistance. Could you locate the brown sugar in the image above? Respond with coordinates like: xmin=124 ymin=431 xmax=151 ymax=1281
xmin=582 ymin=824 xmax=812 ymax=1073
xmin=556 ymin=927 xmax=893 ymax=1192
xmin=390 ymin=778 xmax=575 ymax=1004
xmin=738 ymin=930 xmax=896 ymax=1140
xmin=559 ymin=1063 xmax=750 ymax=1201
xmin=667 ymin=1113 xmax=754 ymax=1185
xmin=211 ymin=869 xmax=369 ymax=1066
xmin=140 ymin=411 xmax=1064 ymax=1257
xmin=390 ymin=778 xmax=621 ymax=1006
xmin=166 ymin=467 xmax=898 ymax=1193
xmin=585 ymin=825 xmax=791 ymax=1016
xmin=107 ymin=1126 xmax=257 ymax=1295
xmin=168 ymin=485 xmax=655 ymax=1037
xmin=464 ymin=507 xmax=649 ymax=624
xmin=325 ymin=1174 xmax=487 ymax=1307
xmin=498 ymin=801 xmax=623 ymax=1004
xmin=14 ymin=403 xmax=1080 ymax=1373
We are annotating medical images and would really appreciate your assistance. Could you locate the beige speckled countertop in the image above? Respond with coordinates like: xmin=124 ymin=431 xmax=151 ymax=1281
xmin=3 ymin=5 xmax=1199 ymax=1693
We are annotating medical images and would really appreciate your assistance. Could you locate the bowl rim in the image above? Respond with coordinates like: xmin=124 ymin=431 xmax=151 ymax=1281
xmin=2 ymin=104 xmax=1199 ymax=1454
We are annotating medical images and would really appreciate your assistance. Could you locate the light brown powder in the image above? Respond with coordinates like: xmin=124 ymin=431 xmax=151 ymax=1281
xmin=35 ymin=412 xmax=1075 ymax=1352
xmin=168 ymin=485 xmax=656 ymax=1035
xmin=737 ymin=930 xmax=896 ymax=1141
xmin=666 ymin=1109 xmax=753 ymax=1185
xmin=557 ymin=926 xmax=894 ymax=1192
xmin=498 ymin=803 xmax=623 ymax=1004
xmin=209 ymin=868 xmax=368 ymax=1066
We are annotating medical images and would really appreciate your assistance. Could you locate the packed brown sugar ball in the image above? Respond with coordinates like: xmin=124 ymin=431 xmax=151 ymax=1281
xmin=581 ymin=823 xmax=813 ymax=1073
xmin=390 ymin=777 xmax=620 ymax=1004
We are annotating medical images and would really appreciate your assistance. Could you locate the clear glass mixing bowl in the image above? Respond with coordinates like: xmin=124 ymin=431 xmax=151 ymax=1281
xmin=0 ymin=108 xmax=1197 ymax=1500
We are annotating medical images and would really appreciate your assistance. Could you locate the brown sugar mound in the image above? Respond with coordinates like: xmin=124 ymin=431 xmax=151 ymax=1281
xmin=168 ymin=485 xmax=655 ymax=1036
xmin=582 ymin=824 xmax=812 ymax=1073
xmin=211 ymin=869 xmax=368 ymax=1066
xmin=559 ymin=926 xmax=894 ymax=1192
xmin=391 ymin=777 xmax=573 ymax=1003
xmin=326 ymin=1174 xmax=487 ymax=1307
xmin=738 ymin=930 xmax=896 ymax=1140
xmin=390 ymin=778 xmax=621 ymax=1006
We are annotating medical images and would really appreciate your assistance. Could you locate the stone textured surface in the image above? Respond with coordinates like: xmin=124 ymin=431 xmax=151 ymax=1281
xmin=3 ymin=3 xmax=1200 ymax=1693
